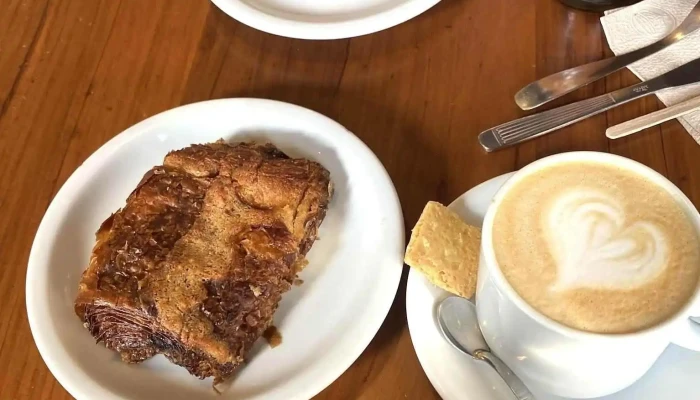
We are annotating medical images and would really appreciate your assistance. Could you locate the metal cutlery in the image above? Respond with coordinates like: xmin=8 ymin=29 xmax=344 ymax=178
xmin=514 ymin=1 xmax=700 ymax=111
xmin=606 ymin=95 xmax=700 ymax=139
xmin=438 ymin=297 xmax=536 ymax=400
xmin=479 ymin=57 xmax=700 ymax=152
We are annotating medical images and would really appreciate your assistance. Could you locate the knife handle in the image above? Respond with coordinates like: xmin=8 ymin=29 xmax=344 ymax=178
xmin=479 ymin=94 xmax=617 ymax=152
xmin=479 ymin=79 xmax=661 ymax=152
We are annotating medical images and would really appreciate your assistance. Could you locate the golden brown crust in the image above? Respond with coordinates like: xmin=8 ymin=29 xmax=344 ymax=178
xmin=404 ymin=201 xmax=481 ymax=298
xmin=75 ymin=166 xmax=210 ymax=316
xmin=74 ymin=141 xmax=332 ymax=381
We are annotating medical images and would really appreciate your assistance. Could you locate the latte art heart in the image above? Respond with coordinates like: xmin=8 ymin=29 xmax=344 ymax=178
xmin=493 ymin=160 xmax=700 ymax=333
xmin=545 ymin=190 xmax=669 ymax=291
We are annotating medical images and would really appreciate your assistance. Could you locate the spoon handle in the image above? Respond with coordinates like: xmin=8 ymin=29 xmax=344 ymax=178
xmin=475 ymin=350 xmax=537 ymax=400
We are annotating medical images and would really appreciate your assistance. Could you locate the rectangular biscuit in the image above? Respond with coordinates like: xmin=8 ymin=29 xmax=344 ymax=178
xmin=405 ymin=201 xmax=481 ymax=298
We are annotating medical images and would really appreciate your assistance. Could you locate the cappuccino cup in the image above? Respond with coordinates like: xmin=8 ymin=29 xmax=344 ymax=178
xmin=476 ymin=152 xmax=700 ymax=398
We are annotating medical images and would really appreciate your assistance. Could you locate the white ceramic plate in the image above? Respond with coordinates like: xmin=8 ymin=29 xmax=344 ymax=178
xmin=406 ymin=172 xmax=700 ymax=400
xmin=26 ymin=99 xmax=404 ymax=400
xmin=210 ymin=0 xmax=440 ymax=39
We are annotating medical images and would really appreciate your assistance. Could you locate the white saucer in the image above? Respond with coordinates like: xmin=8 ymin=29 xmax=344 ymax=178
xmin=210 ymin=0 xmax=440 ymax=39
xmin=27 ymin=99 xmax=405 ymax=400
xmin=406 ymin=173 xmax=700 ymax=400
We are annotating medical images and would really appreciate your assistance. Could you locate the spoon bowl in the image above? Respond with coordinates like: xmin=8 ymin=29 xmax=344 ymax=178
xmin=437 ymin=296 xmax=537 ymax=400
xmin=437 ymin=296 xmax=489 ymax=357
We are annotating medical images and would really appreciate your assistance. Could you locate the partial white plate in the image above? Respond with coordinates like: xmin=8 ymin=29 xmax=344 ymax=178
xmin=210 ymin=0 xmax=440 ymax=39
xmin=26 ymin=99 xmax=405 ymax=400
xmin=406 ymin=172 xmax=700 ymax=400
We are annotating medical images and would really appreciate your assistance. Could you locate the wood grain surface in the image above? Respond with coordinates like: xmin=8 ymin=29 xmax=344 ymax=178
xmin=2 ymin=0 xmax=699 ymax=399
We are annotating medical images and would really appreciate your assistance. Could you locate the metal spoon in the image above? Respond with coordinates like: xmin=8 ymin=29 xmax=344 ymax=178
xmin=438 ymin=296 xmax=537 ymax=400
xmin=514 ymin=1 xmax=700 ymax=110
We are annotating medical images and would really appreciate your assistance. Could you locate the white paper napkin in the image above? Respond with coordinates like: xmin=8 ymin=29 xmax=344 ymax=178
xmin=601 ymin=0 xmax=700 ymax=143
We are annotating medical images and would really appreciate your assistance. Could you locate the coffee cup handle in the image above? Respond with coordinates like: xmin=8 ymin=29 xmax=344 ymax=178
xmin=671 ymin=315 xmax=700 ymax=352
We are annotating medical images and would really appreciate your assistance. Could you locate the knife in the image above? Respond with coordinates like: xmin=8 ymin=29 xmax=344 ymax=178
xmin=479 ymin=57 xmax=700 ymax=152
xmin=514 ymin=1 xmax=700 ymax=110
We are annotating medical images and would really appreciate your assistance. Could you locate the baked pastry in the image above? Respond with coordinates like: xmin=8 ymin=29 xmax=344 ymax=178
xmin=74 ymin=141 xmax=332 ymax=382
xmin=404 ymin=201 xmax=481 ymax=298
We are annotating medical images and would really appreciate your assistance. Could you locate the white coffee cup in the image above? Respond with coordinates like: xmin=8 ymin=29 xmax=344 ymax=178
xmin=476 ymin=152 xmax=700 ymax=399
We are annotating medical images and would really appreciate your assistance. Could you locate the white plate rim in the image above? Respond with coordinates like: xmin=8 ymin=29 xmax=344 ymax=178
xmin=210 ymin=0 xmax=441 ymax=39
xmin=26 ymin=98 xmax=405 ymax=400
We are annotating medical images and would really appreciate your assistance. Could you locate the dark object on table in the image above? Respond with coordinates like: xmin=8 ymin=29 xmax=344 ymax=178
xmin=560 ymin=0 xmax=641 ymax=12
xmin=74 ymin=141 xmax=333 ymax=383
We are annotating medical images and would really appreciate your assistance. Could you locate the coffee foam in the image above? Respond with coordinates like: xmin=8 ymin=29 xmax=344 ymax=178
xmin=546 ymin=189 xmax=668 ymax=291
xmin=492 ymin=161 xmax=700 ymax=334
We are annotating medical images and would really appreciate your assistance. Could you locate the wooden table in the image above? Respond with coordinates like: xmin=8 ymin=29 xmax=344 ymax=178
xmin=3 ymin=0 xmax=699 ymax=398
